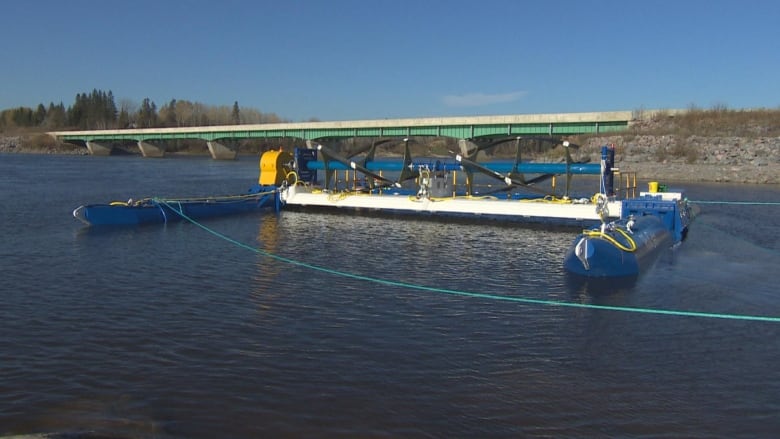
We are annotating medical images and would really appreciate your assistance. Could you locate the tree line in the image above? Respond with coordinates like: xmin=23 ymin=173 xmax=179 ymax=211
xmin=0 ymin=89 xmax=292 ymax=132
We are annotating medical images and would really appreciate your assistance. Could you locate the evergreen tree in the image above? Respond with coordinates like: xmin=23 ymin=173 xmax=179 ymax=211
xmin=68 ymin=93 xmax=85 ymax=128
xmin=45 ymin=102 xmax=67 ymax=128
xmin=117 ymin=108 xmax=130 ymax=129
xmin=1 ymin=92 xmax=286 ymax=131
xmin=34 ymin=104 xmax=47 ymax=126
xmin=138 ymin=98 xmax=158 ymax=128
xmin=231 ymin=101 xmax=241 ymax=125
xmin=13 ymin=107 xmax=34 ymax=127
xmin=162 ymin=99 xmax=178 ymax=127
xmin=104 ymin=90 xmax=117 ymax=128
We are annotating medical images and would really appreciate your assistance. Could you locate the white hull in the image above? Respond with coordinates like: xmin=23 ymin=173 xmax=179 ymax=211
xmin=280 ymin=185 xmax=622 ymax=225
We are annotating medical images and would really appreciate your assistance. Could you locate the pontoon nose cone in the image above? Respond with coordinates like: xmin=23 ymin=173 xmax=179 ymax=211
xmin=574 ymin=237 xmax=592 ymax=270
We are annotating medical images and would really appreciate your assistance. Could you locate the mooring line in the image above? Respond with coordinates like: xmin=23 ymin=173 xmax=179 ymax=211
xmin=690 ymin=200 xmax=780 ymax=206
xmin=161 ymin=201 xmax=780 ymax=323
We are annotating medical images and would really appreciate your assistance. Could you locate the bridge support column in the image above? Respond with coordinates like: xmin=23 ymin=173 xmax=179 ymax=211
xmin=86 ymin=141 xmax=113 ymax=156
xmin=207 ymin=141 xmax=238 ymax=160
xmin=137 ymin=141 xmax=166 ymax=158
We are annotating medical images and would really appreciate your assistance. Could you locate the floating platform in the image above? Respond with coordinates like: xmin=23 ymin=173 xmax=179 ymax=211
xmin=274 ymin=141 xmax=630 ymax=227
xmin=72 ymin=139 xmax=695 ymax=281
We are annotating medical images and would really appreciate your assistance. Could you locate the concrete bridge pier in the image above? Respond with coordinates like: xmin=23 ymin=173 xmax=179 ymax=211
xmin=86 ymin=141 xmax=113 ymax=156
xmin=207 ymin=140 xmax=239 ymax=160
xmin=137 ymin=141 xmax=166 ymax=158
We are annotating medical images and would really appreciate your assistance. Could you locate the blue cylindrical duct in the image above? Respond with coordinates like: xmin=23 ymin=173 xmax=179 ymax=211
xmin=305 ymin=159 xmax=602 ymax=175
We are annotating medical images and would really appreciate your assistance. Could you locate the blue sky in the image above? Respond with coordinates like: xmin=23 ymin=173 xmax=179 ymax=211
xmin=2 ymin=0 xmax=779 ymax=121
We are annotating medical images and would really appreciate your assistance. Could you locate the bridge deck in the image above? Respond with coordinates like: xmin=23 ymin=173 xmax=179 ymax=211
xmin=50 ymin=111 xmax=633 ymax=142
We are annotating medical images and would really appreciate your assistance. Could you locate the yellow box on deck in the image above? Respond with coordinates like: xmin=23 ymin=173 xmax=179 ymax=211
xmin=648 ymin=181 xmax=659 ymax=193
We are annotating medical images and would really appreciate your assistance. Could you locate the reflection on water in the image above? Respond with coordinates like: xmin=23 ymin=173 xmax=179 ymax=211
xmin=251 ymin=214 xmax=284 ymax=316
xmin=564 ymin=273 xmax=639 ymax=298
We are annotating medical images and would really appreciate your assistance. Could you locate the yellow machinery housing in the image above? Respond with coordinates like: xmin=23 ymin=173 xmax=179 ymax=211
xmin=259 ymin=150 xmax=293 ymax=186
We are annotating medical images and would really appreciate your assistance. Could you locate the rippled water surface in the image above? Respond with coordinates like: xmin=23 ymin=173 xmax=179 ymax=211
xmin=1 ymin=153 xmax=779 ymax=438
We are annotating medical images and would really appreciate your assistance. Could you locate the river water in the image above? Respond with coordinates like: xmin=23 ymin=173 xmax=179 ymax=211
xmin=1 ymin=153 xmax=778 ymax=438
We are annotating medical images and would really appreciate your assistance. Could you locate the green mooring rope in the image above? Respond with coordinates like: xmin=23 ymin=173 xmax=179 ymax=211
xmin=159 ymin=200 xmax=780 ymax=323
xmin=690 ymin=200 xmax=780 ymax=206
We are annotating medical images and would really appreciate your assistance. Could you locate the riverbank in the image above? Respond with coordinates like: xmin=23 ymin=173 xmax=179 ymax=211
xmin=578 ymin=134 xmax=780 ymax=184
xmin=0 ymin=135 xmax=87 ymax=155
xmin=605 ymin=161 xmax=779 ymax=185
xmin=578 ymin=108 xmax=780 ymax=184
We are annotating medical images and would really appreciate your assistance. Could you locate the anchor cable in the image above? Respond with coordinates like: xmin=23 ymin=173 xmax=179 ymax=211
xmin=689 ymin=200 xmax=780 ymax=206
xmin=159 ymin=200 xmax=780 ymax=323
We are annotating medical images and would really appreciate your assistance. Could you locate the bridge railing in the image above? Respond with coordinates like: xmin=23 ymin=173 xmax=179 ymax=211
xmin=48 ymin=111 xmax=634 ymax=159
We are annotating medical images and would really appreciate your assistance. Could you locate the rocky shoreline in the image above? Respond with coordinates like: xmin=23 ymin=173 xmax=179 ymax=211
xmin=580 ymin=135 xmax=779 ymax=184
xmin=604 ymin=161 xmax=779 ymax=185
xmin=2 ymin=134 xmax=778 ymax=185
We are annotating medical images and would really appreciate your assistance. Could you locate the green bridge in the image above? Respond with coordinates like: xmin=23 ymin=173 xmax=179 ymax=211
xmin=49 ymin=111 xmax=633 ymax=159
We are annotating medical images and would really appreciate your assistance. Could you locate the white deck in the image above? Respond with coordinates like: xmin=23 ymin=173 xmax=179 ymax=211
xmin=280 ymin=185 xmax=622 ymax=224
